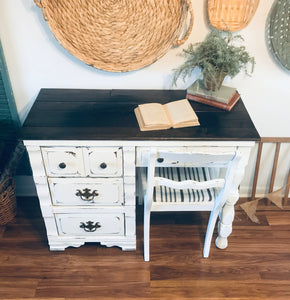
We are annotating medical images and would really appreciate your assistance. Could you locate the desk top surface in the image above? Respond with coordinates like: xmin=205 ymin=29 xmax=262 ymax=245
xmin=21 ymin=89 xmax=260 ymax=141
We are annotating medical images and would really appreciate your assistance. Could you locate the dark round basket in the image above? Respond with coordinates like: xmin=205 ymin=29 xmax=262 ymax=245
xmin=0 ymin=177 xmax=17 ymax=225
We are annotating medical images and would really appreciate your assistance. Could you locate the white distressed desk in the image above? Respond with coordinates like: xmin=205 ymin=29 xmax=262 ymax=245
xmin=21 ymin=89 xmax=260 ymax=252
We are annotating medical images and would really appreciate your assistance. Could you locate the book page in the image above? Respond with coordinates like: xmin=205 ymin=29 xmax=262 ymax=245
xmin=138 ymin=103 xmax=170 ymax=127
xmin=164 ymin=99 xmax=199 ymax=127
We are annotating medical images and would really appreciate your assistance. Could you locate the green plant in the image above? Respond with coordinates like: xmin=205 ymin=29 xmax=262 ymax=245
xmin=173 ymin=28 xmax=255 ymax=88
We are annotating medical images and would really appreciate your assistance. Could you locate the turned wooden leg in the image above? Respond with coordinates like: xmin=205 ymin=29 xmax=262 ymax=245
xmin=215 ymin=146 xmax=250 ymax=250
xmin=215 ymin=191 xmax=239 ymax=249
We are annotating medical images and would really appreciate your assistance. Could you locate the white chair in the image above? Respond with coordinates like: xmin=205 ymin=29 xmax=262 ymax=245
xmin=141 ymin=148 xmax=242 ymax=261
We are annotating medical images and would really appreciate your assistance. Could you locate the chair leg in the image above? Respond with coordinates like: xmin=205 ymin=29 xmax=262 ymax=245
xmin=203 ymin=209 xmax=219 ymax=258
xmin=143 ymin=204 xmax=151 ymax=262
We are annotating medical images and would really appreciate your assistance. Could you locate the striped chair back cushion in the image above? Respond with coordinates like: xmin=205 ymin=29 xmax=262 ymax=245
xmin=153 ymin=167 xmax=217 ymax=203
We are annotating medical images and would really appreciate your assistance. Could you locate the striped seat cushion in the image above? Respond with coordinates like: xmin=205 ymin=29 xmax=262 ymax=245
xmin=153 ymin=167 xmax=216 ymax=204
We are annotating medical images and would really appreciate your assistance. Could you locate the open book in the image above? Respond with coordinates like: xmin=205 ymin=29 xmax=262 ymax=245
xmin=134 ymin=99 xmax=200 ymax=131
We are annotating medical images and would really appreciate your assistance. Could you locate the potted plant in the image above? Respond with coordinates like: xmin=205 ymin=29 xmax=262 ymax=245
xmin=173 ymin=28 xmax=255 ymax=91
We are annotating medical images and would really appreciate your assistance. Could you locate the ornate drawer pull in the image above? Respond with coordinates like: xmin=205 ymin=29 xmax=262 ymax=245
xmin=80 ymin=221 xmax=101 ymax=232
xmin=75 ymin=188 xmax=99 ymax=202
xmin=58 ymin=162 xmax=66 ymax=169
xmin=100 ymin=162 xmax=107 ymax=169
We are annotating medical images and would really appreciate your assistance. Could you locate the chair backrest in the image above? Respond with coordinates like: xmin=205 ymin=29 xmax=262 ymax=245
xmin=145 ymin=148 xmax=242 ymax=210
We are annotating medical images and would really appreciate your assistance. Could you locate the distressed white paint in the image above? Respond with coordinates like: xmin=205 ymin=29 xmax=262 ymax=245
xmin=24 ymin=140 xmax=253 ymax=252
xmin=25 ymin=141 xmax=136 ymax=251
xmin=139 ymin=148 xmax=244 ymax=260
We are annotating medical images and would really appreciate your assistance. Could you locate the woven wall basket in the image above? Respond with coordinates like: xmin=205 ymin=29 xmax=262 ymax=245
xmin=34 ymin=0 xmax=194 ymax=72
xmin=208 ymin=0 xmax=260 ymax=31
xmin=268 ymin=0 xmax=290 ymax=71
xmin=0 ymin=177 xmax=17 ymax=225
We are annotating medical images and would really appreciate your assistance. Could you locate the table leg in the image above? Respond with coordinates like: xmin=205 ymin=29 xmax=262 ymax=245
xmin=215 ymin=151 xmax=249 ymax=250
xmin=215 ymin=191 xmax=239 ymax=249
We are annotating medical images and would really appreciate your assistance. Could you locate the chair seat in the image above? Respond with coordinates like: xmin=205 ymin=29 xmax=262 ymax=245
xmin=139 ymin=167 xmax=217 ymax=210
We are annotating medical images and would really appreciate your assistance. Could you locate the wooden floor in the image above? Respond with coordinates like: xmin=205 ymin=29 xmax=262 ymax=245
xmin=0 ymin=197 xmax=290 ymax=300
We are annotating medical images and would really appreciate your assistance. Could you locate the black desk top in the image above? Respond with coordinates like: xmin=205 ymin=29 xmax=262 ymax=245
xmin=21 ymin=89 xmax=260 ymax=141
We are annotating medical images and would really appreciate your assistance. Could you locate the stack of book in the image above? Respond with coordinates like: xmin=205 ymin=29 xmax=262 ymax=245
xmin=186 ymin=80 xmax=241 ymax=111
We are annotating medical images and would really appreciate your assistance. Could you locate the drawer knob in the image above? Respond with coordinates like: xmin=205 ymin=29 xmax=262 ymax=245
xmin=157 ymin=158 xmax=164 ymax=163
xmin=58 ymin=162 xmax=66 ymax=169
xmin=100 ymin=162 xmax=107 ymax=169
xmin=80 ymin=221 xmax=101 ymax=232
xmin=75 ymin=188 xmax=99 ymax=202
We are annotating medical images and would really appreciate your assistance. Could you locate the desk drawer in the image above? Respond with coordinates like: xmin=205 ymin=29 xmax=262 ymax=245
xmin=55 ymin=213 xmax=124 ymax=236
xmin=84 ymin=147 xmax=123 ymax=177
xmin=136 ymin=147 xmax=183 ymax=167
xmin=48 ymin=178 xmax=124 ymax=206
xmin=136 ymin=146 xmax=237 ymax=167
xmin=42 ymin=147 xmax=84 ymax=177
xmin=41 ymin=146 xmax=123 ymax=177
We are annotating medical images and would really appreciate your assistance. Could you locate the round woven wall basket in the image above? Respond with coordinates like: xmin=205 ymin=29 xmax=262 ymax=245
xmin=208 ymin=0 xmax=260 ymax=31
xmin=267 ymin=0 xmax=290 ymax=71
xmin=34 ymin=0 xmax=194 ymax=72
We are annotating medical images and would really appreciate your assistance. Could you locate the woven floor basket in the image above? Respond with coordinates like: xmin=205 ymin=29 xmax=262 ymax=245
xmin=34 ymin=0 xmax=193 ymax=72
xmin=208 ymin=0 xmax=260 ymax=31
xmin=268 ymin=0 xmax=290 ymax=71
xmin=0 ymin=177 xmax=17 ymax=225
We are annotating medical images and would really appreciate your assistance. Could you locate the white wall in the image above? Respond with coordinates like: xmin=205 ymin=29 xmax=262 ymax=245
xmin=0 ymin=0 xmax=289 ymax=197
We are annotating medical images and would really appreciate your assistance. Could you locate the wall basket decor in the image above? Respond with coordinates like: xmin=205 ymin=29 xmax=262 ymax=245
xmin=267 ymin=0 xmax=290 ymax=71
xmin=208 ymin=0 xmax=260 ymax=31
xmin=33 ymin=0 xmax=193 ymax=72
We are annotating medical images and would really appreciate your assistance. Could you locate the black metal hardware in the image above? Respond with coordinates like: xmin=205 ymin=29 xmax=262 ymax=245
xmin=80 ymin=221 xmax=101 ymax=232
xmin=157 ymin=158 xmax=164 ymax=163
xmin=100 ymin=162 xmax=107 ymax=169
xmin=58 ymin=162 xmax=66 ymax=169
xmin=75 ymin=188 xmax=99 ymax=202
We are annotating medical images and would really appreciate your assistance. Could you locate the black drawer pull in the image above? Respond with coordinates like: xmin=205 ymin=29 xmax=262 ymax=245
xmin=75 ymin=188 xmax=99 ymax=202
xmin=100 ymin=162 xmax=107 ymax=169
xmin=58 ymin=162 xmax=66 ymax=169
xmin=80 ymin=221 xmax=101 ymax=232
xmin=157 ymin=158 xmax=164 ymax=163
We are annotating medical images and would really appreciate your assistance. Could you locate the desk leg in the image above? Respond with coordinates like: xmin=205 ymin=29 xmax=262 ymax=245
xmin=215 ymin=191 xmax=239 ymax=249
xmin=215 ymin=149 xmax=249 ymax=250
